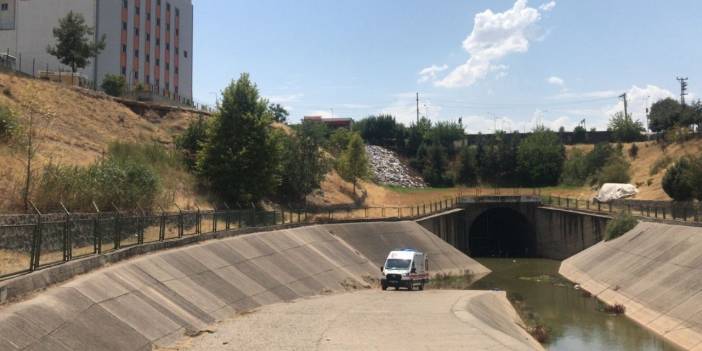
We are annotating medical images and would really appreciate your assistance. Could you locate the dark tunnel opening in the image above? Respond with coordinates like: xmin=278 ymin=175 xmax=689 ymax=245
xmin=468 ymin=207 xmax=536 ymax=258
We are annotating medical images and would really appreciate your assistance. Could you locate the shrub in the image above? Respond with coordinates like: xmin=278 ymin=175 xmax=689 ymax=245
xmin=662 ymin=157 xmax=695 ymax=201
xmin=593 ymin=155 xmax=630 ymax=185
xmin=175 ymin=117 xmax=208 ymax=169
xmin=650 ymin=155 xmax=673 ymax=176
xmin=628 ymin=143 xmax=639 ymax=159
xmin=421 ymin=142 xmax=452 ymax=187
xmin=585 ymin=143 xmax=616 ymax=176
xmin=107 ymin=141 xmax=182 ymax=173
xmin=278 ymin=130 xmax=329 ymax=202
xmin=560 ymin=149 xmax=589 ymax=186
xmin=0 ymin=106 xmax=18 ymax=142
xmin=603 ymin=304 xmax=626 ymax=315
xmin=516 ymin=127 xmax=565 ymax=187
xmin=101 ymin=74 xmax=126 ymax=97
xmin=454 ymin=146 xmax=478 ymax=186
xmin=604 ymin=211 xmax=638 ymax=241
xmin=35 ymin=159 xmax=160 ymax=212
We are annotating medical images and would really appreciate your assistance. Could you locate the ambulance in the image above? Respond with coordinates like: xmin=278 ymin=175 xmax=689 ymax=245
xmin=380 ymin=249 xmax=429 ymax=291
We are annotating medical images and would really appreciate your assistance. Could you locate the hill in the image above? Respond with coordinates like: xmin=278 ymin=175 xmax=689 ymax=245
xmin=0 ymin=72 xmax=204 ymax=211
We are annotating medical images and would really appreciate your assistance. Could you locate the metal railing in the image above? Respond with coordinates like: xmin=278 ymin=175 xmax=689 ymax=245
xmin=543 ymin=195 xmax=702 ymax=223
xmin=0 ymin=198 xmax=461 ymax=281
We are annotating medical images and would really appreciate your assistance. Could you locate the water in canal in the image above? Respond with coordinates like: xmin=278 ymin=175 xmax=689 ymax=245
xmin=470 ymin=258 xmax=681 ymax=351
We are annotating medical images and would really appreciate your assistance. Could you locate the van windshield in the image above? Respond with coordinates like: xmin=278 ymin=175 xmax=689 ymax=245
xmin=385 ymin=259 xmax=411 ymax=270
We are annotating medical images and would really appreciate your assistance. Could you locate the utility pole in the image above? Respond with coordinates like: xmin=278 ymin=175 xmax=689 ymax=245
xmin=677 ymin=77 xmax=688 ymax=105
xmin=619 ymin=93 xmax=628 ymax=117
xmin=416 ymin=92 xmax=419 ymax=124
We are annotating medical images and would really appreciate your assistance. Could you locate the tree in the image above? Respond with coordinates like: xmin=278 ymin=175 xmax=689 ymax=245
xmin=47 ymin=11 xmax=106 ymax=73
xmin=19 ymin=103 xmax=55 ymax=212
xmin=649 ymin=98 xmax=682 ymax=133
xmin=628 ymin=143 xmax=639 ymax=159
xmin=405 ymin=117 xmax=431 ymax=158
xmin=608 ymin=112 xmax=644 ymax=142
xmin=594 ymin=156 xmax=631 ymax=185
xmin=278 ymin=130 xmax=328 ymax=201
xmin=585 ymin=143 xmax=616 ymax=177
xmin=422 ymin=142 xmax=451 ymax=187
xmin=101 ymin=74 xmax=126 ymax=97
xmin=560 ymin=149 xmax=589 ymax=186
xmin=338 ymin=133 xmax=368 ymax=193
xmin=196 ymin=73 xmax=280 ymax=204
xmin=425 ymin=121 xmax=465 ymax=157
xmin=477 ymin=131 xmax=520 ymax=186
xmin=454 ymin=146 xmax=478 ymax=186
xmin=662 ymin=157 xmax=695 ymax=201
xmin=269 ymin=103 xmax=289 ymax=123
xmin=354 ymin=114 xmax=406 ymax=150
xmin=328 ymin=128 xmax=351 ymax=156
xmin=176 ymin=116 xmax=208 ymax=169
xmin=573 ymin=125 xmax=587 ymax=144
xmin=516 ymin=127 xmax=565 ymax=187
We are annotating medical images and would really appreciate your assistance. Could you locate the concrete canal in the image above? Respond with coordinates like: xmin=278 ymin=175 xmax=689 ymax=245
xmin=471 ymin=258 xmax=681 ymax=351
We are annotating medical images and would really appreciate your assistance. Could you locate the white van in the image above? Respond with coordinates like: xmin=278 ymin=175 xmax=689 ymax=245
xmin=380 ymin=249 xmax=429 ymax=291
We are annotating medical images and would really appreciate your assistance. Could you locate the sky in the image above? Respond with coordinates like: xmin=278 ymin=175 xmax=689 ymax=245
xmin=192 ymin=0 xmax=702 ymax=132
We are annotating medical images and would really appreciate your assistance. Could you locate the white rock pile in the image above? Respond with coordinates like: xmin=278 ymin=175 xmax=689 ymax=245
xmin=366 ymin=145 xmax=426 ymax=188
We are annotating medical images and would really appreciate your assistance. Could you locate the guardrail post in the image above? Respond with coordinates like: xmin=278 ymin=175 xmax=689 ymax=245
xmin=158 ymin=206 xmax=166 ymax=241
xmin=28 ymin=202 xmax=43 ymax=271
xmin=597 ymin=201 xmax=601 ymax=212
xmin=586 ymin=200 xmax=590 ymax=210
xmin=60 ymin=202 xmax=71 ymax=262
xmin=92 ymin=202 xmax=102 ymax=254
xmin=137 ymin=206 xmax=146 ymax=244
xmin=282 ymin=209 xmax=286 ymax=224
xmin=662 ymin=207 xmax=666 ymax=220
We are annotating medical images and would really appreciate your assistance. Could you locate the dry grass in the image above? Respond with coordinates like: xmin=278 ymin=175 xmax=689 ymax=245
xmin=551 ymin=139 xmax=702 ymax=201
xmin=0 ymin=72 xmax=206 ymax=212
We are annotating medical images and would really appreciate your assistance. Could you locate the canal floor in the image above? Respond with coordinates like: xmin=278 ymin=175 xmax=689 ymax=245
xmin=471 ymin=258 xmax=681 ymax=351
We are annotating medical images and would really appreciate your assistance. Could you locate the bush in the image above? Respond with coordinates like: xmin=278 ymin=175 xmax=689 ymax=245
xmin=176 ymin=117 xmax=208 ymax=169
xmin=593 ymin=156 xmax=631 ymax=185
xmin=101 ymin=74 xmax=126 ymax=97
xmin=650 ymin=155 xmax=673 ymax=176
xmin=107 ymin=141 xmax=183 ymax=173
xmin=560 ymin=149 xmax=589 ymax=186
xmin=35 ymin=160 xmax=160 ymax=212
xmin=454 ymin=146 xmax=478 ymax=186
xmin=585 ymin=143 xmax=616 ymax=177
xmin=0 ymin=106 xmax=18 ymax=142
xmin=604 ymin=211 xmax=638 ymax=241
xmin=608 ymin=112 xmax=644 ymax=142
xmin=628 ymin=143 xmax=639 ymax=159
xmin=278 ymin=130 xmax=329 ymax=202
xmin=422 ymin=143 xmax=452 ymax=187
xmin=662 ymin=157 xmax=695 ymax=201
xmin=516 ymin=127 xmax=565 ymax=187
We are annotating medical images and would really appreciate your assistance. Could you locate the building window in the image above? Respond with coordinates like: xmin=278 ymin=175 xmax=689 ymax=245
xmin=166 ymin=43 xmax=170 ymax=50
xmin=184 ymin=50 xmax=188 ymax=58
xmin=1 ymin=4 xmax=8 ymax=11
xmin=146 ymin=33 xmax=150 ymax=41
xmin=134 ymin=71 xmax=138 ymax=80
xmin=121 ymin=66 xmax=127 ymax=75
xmin=166 ymin=24 xmax=170 ymax=31
xmin=175 ymin=67 xmax=179 ymax=74
xmin=175 ymin=47 xmax=179 ymax=55
xmin=122 ymin=22 xmax=127 ymax=30
xmin=134 ymin=49 xmax=139 ymax=58
xmin=156 ymin=38 xmax=160 ymax=46
xmin=175 ymin=8 xmax=179 ymax=16
xmin=122 ymin=45 xmax=127 ymax=53
xmin=156 ymin=58 xmax=160 ymax=66
xmin=134 ymin=28 xmax=139 ymax=36
xmin=157 ymin=0 xmax=160 ymax=5
xmin=123 ymin=0 xmax=128 ymax=9
xmin=166 ymin=3 xmax=170 ymax=11
xmin=135 ymin=6 xmax=140 ymax=15
xmin=146 ymin=75 xmax=150 ymax=84
xmin=156 ymin=18 xmax=160 ymax=26
xmin=146 ymin=13 xmax=151 ymax=21
xmin=175 ymin=86 xmax=179 ymax=94
xmin=146 ymin=54 xmax=150 ymax=63
xmin=166 ymin=63 xmax=170 ymax=70
xmin=175 ymin=28 xmax=179 ymax=36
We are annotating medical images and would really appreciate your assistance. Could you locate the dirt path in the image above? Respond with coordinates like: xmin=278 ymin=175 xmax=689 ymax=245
xmin=175 ymin=290 xmax=542 ymax=351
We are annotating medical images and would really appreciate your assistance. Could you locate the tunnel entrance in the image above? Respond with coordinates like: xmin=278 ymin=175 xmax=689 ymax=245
xmin=468 ymin=207 xmax=536 ymax=257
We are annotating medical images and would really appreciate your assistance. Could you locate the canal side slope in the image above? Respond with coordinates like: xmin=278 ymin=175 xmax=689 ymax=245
xmin=0 ymin=221 xmax=491 ymax=350
xmin=560 ymin=221 xmax=702 ymax=350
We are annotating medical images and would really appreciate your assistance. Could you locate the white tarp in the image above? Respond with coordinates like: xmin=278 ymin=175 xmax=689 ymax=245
xmin=594 ymin=183 xmax=639 ymax=203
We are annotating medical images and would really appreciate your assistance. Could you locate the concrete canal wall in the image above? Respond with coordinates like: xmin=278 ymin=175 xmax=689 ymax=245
xmin=560 ymin=221 xmax=702 ymax=351
xmin=0 ymin=221 xmax=489 ymax=350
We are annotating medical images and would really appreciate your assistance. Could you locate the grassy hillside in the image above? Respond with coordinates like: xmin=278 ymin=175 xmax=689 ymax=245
xmin=0 ymin=72 xmax=205 ymax=212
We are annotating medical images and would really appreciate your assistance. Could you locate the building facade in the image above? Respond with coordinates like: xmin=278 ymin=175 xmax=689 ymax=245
xmin=0 ymin=0 xmax=193 ymax=102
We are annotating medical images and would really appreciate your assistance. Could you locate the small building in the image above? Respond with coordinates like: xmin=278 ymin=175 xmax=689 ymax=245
xmin=303 ymin=116 xmax=354 ymax=130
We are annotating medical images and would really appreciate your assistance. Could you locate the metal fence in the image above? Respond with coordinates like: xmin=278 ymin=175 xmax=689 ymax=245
xmin=0 ymin=198 xmax=460 ymax=280
xmin=543 ymin=195 xmax=702 ymax=223
xmin=0 ymin=47 xmax=213 ymax=112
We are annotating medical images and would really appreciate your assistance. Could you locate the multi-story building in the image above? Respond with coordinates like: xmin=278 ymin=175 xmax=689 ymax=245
xmin=0 ymin=0 xmax=193 ymax=102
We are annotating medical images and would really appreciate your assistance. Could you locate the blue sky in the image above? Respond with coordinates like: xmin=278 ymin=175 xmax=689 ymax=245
xmin=192 ymin=0 xmax=702 ymax=132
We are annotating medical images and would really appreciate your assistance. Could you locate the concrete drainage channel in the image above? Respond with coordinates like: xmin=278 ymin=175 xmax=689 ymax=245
xmin=0 ymin=221 xmax=545 ymax=350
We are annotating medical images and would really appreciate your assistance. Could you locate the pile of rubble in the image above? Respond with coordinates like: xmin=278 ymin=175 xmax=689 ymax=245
xmin=366 ymin=145 xmax=426 ymax=188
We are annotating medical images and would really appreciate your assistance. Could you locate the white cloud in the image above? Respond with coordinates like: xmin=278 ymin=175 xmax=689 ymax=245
xmin=606 ymin=85 xmax=675 ymax=121
xmin=550 ymin=90 xmax=619 ymax=100
xmin=418 ymin=64 xmax=448 ymax=83
xmin=547 ymin=76 xmax=565 ymax=87
xmin=435 ymin=0 xmax=546 ymax=88
xmin=539 ymin=1 xmax=556 ymax=12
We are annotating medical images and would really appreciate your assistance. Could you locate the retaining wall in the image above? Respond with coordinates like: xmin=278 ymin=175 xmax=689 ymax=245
xmin=0 ymin=221 xmax=488 ymax=351
xmin=560 ymin=221 xmax=702 ymax=350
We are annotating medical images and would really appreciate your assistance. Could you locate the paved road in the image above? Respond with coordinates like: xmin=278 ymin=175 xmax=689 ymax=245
xmin=174 ymin=290 xmax=542 ymax=351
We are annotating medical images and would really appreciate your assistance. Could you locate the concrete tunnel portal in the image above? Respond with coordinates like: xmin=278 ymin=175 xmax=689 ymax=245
xmin=468 ymin=207 xmax=537 ymax=258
